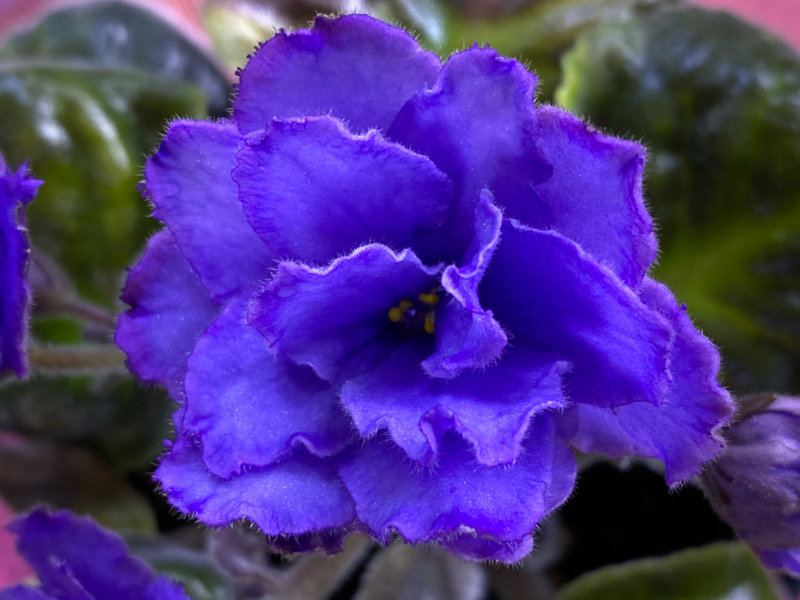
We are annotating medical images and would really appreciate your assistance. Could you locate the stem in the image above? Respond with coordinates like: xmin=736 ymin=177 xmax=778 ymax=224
xmin=29 ymin=343 xmax=127 ymax=374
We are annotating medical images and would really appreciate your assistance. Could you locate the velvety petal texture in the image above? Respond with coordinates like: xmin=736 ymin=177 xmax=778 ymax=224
xmin=0 ymin=156 xmax=41 ymax=378
xmin=0 ymin=509 xmax=189 ymax=600
xmin=117 ymin=13 xmax=732 ymax=564
xmin=234 ymin=14 xmax=441 ymax=134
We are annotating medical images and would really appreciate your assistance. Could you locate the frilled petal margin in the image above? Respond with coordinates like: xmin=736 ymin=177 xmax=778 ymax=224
xmin=116 ymin=231 xmax=219 ymax=400
xmin=341 ymin=341 xmax=568 ymax=466
xmin=248 ymin=243 xmax=441 ymax=383
xmin=568 ymin=279 xmax=734 ymax=486
xmin=145 ymin=119 xmax=275 ymax=301
xmin=156 ymin=437 xmax=355 ymax=535
xmin=234 ymin=14 xmax=441 ymax=135
xmin=532 ymin=106 xmax=656 ymax=288
xmin=0 ymin=509 xmax=188 ymax=600
xmin=388 ymin=46 xmax=551 ymax=258
xmin=338 ymin=415 xmax=576 ymax=562
xmin=422 ymin=191 xmax=508 ymax=378
xmin=482 ymin=220 xmax=672 ymax=408
xmin=0 ymin=159 xmax=41 ymax=378
xmin=234 ymin=116 xmax=452 ymax=266
xmin=181 ymin=299 xmax=353 ymax=479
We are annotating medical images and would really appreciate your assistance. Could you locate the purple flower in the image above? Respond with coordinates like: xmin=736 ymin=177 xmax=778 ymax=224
xmin=116 ymin=14 xmax=734 ymax=562
xmin=702 ymin=395 xmax=800 ymax=575
xmin=0 ymin=155 xmax=40 ymax=378
xmin=0 ymin=508 xmax=188 ymax=600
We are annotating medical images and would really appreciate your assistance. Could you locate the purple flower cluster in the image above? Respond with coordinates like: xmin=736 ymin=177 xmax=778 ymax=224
xmin=0 ymin=509 xmax=188 ymax=600
xmin=703 ymin=395 xmax=800 ymax=575
xmin=0 ymin=155 xmax=40 ymax=378
xmin=117 ymin=14 xmax=734 ymax=561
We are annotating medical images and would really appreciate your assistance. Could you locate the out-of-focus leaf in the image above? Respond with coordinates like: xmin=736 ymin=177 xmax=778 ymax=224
xmin=557 ymin=6 xmax=800 ymax=393
xmin=127 ymin=535 xmax=235 ymax=600
xmin=0 ymin=431 xmax=155 ymax=534
xmin=0 ymin=0 xmax=230 ymax=114
xmin=0 ymin=375 xmax=172 ymax=471
xmin=355 ymin=543 xmax=485 ymax=600
xmin=0 ymin=61 xmax=205 ymax=306
xmin=556 ymin=542 xmax=781 ymax=600
xmin=439 ymin=0 xmax=673 ymax=99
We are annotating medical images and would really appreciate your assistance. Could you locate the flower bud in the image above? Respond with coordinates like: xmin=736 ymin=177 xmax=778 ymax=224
xmin=702 ymin=394 xmax=800 ymax=574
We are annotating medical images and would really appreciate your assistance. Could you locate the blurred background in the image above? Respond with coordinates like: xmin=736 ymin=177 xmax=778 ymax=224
xmin=0 ymin=1 xmax=798 ymax=598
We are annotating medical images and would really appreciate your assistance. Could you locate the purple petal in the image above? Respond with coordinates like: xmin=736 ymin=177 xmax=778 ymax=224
xmin=530 ymin=106 xmax=655 ymax=288
xmin=234 ymin=116 xmax=452 ymax=265
xmin=267 ymin=525 xmax=365 ymax=554
xmin=439 ymin=534 xmax=533 ymax=563
xmin=482 ymin=221 xmax=673 ymax=408
xmin=116 ymin=231 xmax=219 ymax=400
xmin=0 ymin=158 xmax=41 ymax=378
xmin=388 ymin=46 xmax=551 ymax=256
xmin=5 ymin=509 xmax=188 ymax=600
xmin=156 ymin=437 xmax=356 ymax=536
xmin=182 ymin=299 xmax=353 ymax=479
xmin=248 ymin=244 xmax=441 ymax=382
xmin=757 ymin=548 xmax=800 ymax=576
xmin=338 ymin=416 xmax=576 ymax=560
xmin=567 ymin=279 xmax=734 ymax=486
xmin=423 ymin=191 xmax=507 ymax=378
xmin=145 ymin=119 xmax=274 ymax=300
xmin=234 ymin=14 xmax=441 ymax=135
xmin=342 ymin=341 xmax=568 ymax=466
xmin=0 ymin=587 xmax=54 ymax=600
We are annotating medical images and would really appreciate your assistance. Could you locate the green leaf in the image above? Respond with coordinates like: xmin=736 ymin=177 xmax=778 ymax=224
xmin=0 ymin=375 xmax=173 ymax=471
xmin=439 ymin=0 xmax=675 ymax=100
xmin=0 ymin=61 xmax=205 ymax=306
xmin=0 ymin=432 xmax=156 ymax=534
xmin=556 ymin=7 xmax=800 ymax=393
xmin=0 ymin=0 xmax=230 ymax=114
xmin=556 ymin=543 xmax=781 ymax=600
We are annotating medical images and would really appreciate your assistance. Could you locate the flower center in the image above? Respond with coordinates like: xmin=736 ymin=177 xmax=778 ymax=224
xmin=387 ymin=290 xmax=439 ymax=335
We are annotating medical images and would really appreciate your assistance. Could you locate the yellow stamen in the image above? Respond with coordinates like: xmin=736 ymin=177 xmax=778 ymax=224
xmin=388 ymin=300 xmax=414 ymax=323
xmin=418 ymin=292 xmax=440 ymax=306
xmin=424 ymin=310 xmax=435 ymax=334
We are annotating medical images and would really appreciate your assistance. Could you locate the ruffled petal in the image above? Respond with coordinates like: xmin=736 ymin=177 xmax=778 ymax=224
xmin=182 ymin=299 xmax=353 ymax=479
xmin=234 ymin=116 xmax=452 ymax=265
xmin=248 ymin=244 xmax=441 ymax=382
xmin=145 ymin=119 xmax=274 ymax=300
xmin=422 ymin=191 xmax=507 ymax=378
xmin=0 ymin=587 xmax=54 ymax=600
xmin=156 ymin=437 xmax=356 ymax=536
xmin=234 ymin=14 xmax=441 ymax=134
xmin=6 ymin=509 xmax=189 ymax=600
xmin=116 ymin=231 xmax=219 ymax=400
xmin=338 ymin=416 xmax=576 ymax=562
xmin=342 ymin=341 xmax=568 ymax=466
xmin=530 ymin=106 xmax=655 ymax=288
xmin=567 ymin=279 xmax=734 ymax=486
xmin=482 ymin=221 xmax=673 ymax=408
xmin=0 ymin=159 xmax=41 ymax=378
xmin=388 ymin=46 xmax=551 ymax=257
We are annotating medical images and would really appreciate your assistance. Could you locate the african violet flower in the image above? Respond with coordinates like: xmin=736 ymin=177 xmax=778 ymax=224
xmin=702 ymin=395 xmax=800 ymax=576
xmin=0 ymin=155 xmax=40 ymax=378
xmin=117 ymin=14 xmax=735 ymax=562
xmin=0 ymin=508 xmax=188 ymax=599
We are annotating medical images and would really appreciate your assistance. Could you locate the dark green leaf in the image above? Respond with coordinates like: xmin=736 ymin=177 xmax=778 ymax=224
xmin=556 ymin=543 xmax=781 ymax=600
xmin=0 ymin=0 xmax=230 ymax=114
xmin=557 ymin=7 xmax=800 ymax=393
xmin=0 ymin=432 xmax=156 ymax=533
xmin=0 ymin=61 xmax=205 ymax=306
